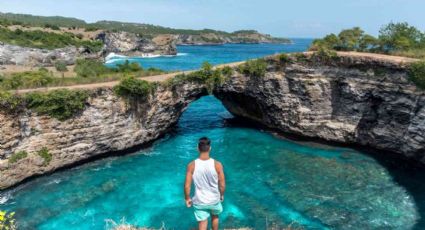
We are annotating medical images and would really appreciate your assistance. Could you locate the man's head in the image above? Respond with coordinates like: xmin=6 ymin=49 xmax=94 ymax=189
xmin=198 ymin=137 xmax=211 ymax=153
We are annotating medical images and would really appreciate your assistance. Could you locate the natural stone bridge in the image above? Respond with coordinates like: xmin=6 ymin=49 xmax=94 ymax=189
xmin=1 ymin=52 xmax=424 ymax=189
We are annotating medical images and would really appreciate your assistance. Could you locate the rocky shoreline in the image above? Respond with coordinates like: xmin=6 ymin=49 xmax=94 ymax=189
xmin=0 ymin=83 xmax=208 ymax=189
xmin=1 ymin=52 xmax=424 ymax=189
xmin=215 ymin=53 xmax=425 ymax=164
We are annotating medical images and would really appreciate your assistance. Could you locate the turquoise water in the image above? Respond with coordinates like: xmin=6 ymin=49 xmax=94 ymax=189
xmin=105 ymin=39 xmax=312 ymax=71
xmin=1 ymin=96 xmax=425 ymax=229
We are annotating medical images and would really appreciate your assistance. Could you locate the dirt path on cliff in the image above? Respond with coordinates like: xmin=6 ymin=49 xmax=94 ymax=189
xmin=14 ymin=52 xmax=417 ymax=94
xmin=15 ymin=61 xmax=245 ymax=94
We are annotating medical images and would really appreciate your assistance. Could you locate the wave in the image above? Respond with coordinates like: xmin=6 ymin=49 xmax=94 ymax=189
xmin=0 ymin=192 xmax=12 ymax=204
xmin=104 ymin=52 xmax=188 ymax=64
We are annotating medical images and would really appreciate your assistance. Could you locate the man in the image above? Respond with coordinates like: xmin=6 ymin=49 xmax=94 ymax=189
xmin=184 ymin=137 xmax=226 ymax=230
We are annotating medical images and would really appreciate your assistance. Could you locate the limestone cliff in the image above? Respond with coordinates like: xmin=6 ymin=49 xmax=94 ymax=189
xmin=1 ymin=52 xmax=424 ymax=190
xmin=0 ymin=83 xmax=207 ymax=189
xmin=175 ymin=31 xmax=291 ymax=45
xmin=96 ymin=32 xmax=177 ymax=56
xmin=0 ymin=43 xmax=97 ymax=67
xmin=214 ymin=53 xmax=425 ymax=164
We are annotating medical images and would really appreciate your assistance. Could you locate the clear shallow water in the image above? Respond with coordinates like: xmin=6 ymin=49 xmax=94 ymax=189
xmin=1 ymin=96 xmax=425 ymax=229
xmin=105 ymin=39 xmax=313 ymax=71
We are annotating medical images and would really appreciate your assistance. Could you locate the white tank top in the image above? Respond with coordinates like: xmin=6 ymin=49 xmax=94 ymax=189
xmin=192 ymin=158 xmax=221 ymax=205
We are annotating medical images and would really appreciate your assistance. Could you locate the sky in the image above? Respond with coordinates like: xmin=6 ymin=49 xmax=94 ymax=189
xmin=0 ymin=0 xmax=424 ymax=38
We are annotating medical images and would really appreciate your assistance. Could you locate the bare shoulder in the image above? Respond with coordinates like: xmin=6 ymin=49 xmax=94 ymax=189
xmin=214 ymin=160 xmax=223 ymax=171
xmin=187 ymin=161 xmax=195 ymax=172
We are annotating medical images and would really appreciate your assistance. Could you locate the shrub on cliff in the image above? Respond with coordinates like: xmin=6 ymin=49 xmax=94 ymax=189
xmin=74 ymin=59 xmax=112 ymax=78
xmin=37 ymin=147 xmax=52 ymax=166
xmin=0 ymin=91 xmax=24 ymax=112
xmin=113 ymin=76 xmax=154 ymax=101
xmin=55 ymin=61 xmax=68 ymax=78
xmin=238 ymin=59 xmax=267 ymax=77
xmin=8 ymin=151 xmax=28 ymax=164
xmin=165 ymin=62 xmax=225 ymax=93
xmin=277 ymin=53 xmax=292 ymax=65
xmin=116 ymin=60 xmax=143 ymax=73
xmin=25 ymin=89 xmax=89 ymax=121
xmin=408 ymin=60 xmax=425 ymax=89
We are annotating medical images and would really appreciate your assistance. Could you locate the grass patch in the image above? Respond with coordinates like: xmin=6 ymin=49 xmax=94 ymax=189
xmin=408 ymin=60 xmax=425 ymax=89
xmin=237 ymin=59 xmax=268 ymax=77
xmin=0 ymin=60 xmax=166 ymax=90
xmin=25 ymin=89 xmax=89 ymax=121
xmin=8 ymin=151 xmax=28 ymax=164
xmin=0 ymin=69 xmax=54 ymax=90
xmin=37 ymin=147 xmax=52 ymax=166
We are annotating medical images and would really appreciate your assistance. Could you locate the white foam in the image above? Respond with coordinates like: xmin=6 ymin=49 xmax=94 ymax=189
xmin=0 ymin=192 xmax=11 ymax=204
xmin=104 ymin=52 xmax=188 ymax=64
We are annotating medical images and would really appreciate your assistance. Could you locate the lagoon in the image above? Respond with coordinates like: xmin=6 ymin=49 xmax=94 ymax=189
xmin=1 ymin=96 xmax=425 ymax=229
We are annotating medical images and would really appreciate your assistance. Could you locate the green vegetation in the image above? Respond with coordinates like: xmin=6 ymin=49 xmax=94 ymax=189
xmin=25 ymin=89 xmax=89 ymax=120
xmin=1 ymin=69 xmax=54 ymax=90
xmin=37 ymin=147 xmax=52 ymax=166
xmin=44 ymin=23 xmax=60 ymax=30
xmin=0 ymin=60 xmax=165 ymax=90
xmin=0 ymin=27 xmax=103 ymax=51
xmin=8 ymin=151 xmax=28 ymax=164
xmin=277 ymin=53 xmax=292 ymax=64
xmin=311 ymin=48 xmax=339 ymax=63
xmin=0 ymin=12 xmax=86 ymax=28
xmin=238 ymin=59 xmax=268 ymax=77
xmin=113 ymin=76 xmax=154 ymax=101
xmin=0 ymin=91 xmax=24 ymax=112
xmin=0 ymin=210 xmax=17 ymax=230
xmin=116 ymin=60 xmax=143 ymax=72
xmin=408 ymin=60 xmax=425 ymax=89
xmin=220 ymin=66 xmax=234 ymax=78
xmin=310 ymin=22 xmax=425 ymax=58
xmin=54 ymin=61 xmax=68 ymax=78
xmin=165 ymin=62 xmax=226 ymax=93
xmin=74 ymin=59 xmax=111 ymax=78
xmin=0 ymin=12 xmax=289 ymax=42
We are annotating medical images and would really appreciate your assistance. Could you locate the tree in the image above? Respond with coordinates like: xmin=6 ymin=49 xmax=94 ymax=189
xmin=338 ymin=27 xmax=364 ymax=51
xmin=359 ymin=34 xmax=379 ymax=51
xmin=379 ymin=22 xmax=425 ymax=52
xmin=54 ymin=61 xmax=68 ymax=79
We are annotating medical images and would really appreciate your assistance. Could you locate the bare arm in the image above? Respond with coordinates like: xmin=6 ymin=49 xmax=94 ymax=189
xmin=184 ymin=162 xmax=194 ymax=207
xmin=215 ymin=161 xmax=226 ymax=201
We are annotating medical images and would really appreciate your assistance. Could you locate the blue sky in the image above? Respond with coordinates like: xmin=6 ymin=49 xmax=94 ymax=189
xmin=0 ymin=0 xmax=424 ymax=38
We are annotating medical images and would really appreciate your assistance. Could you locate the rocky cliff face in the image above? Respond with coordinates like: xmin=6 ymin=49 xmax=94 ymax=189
xmin=96 ymin=32 xmax=177 ymax=56
xmin=214 ymin=53 xmax=425 ymax=164
xmin=175 ymin=31 xmax=291 ymax=45
xmin=0 ymin=83 xmax=207 ymax=189
xmin=0 ymin=43 xmax=91 ymax=67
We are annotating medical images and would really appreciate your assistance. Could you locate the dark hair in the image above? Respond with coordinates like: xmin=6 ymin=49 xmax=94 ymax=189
xmin=198 ymin=137 xmax=211 ymax=152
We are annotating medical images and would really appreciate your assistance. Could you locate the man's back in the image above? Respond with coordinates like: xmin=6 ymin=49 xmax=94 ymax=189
xmin=184 ymin=137 xmax=225 ymax=230
xmin=192 ymin=158 xmax=221 ymax=205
